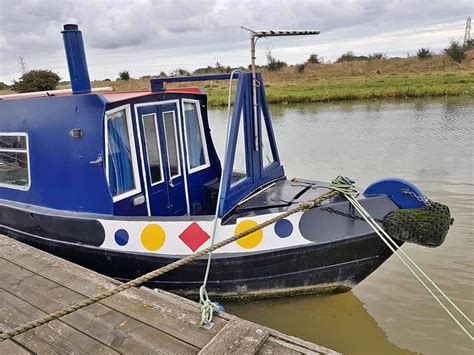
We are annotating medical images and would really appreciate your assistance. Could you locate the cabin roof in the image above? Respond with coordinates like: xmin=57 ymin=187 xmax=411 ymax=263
xmin=0 ymin=87 xmax=203 ymax=102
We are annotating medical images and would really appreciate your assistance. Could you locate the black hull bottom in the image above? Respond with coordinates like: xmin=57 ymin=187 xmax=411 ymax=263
xmin=2 ymin=227 xmax=400 ymax=300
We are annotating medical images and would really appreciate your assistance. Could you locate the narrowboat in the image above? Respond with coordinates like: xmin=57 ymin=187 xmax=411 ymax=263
xmin=0 ymin=25 xmax=452 ymax=299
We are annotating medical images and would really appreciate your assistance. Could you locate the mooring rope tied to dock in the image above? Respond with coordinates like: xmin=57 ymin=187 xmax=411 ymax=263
xmin=0 ymin=188 xmax=339 ymax=341
xmin=199 ymin=69 xmax=242 ymax=327
xmin=331 ymin=176 xmax=473 ymax=340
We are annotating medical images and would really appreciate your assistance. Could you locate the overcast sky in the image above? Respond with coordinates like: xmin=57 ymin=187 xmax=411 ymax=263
xmin=0 ymin=0 xmax=472 ymax=84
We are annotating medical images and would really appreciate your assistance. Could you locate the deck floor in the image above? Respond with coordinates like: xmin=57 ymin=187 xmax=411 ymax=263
xmin=0 ymin=235 xmax=338 ymax=354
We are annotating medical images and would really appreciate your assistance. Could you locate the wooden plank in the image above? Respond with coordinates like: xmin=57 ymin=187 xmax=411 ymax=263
xmin=0 ymin=235 xmax=226 ymax=349
xmin=266 ymin=331 xmax=339 ymax=354
xmin=0 ymin=235 xmax=339 ymax=355
xmin=0 ymin=340 xmax=31 ymax=355
xmin=258 ymin=340 xmax=303 ymax=355
xmin=144 ymin=287 xmax=334 ymax=353
xmin=147 ymin=289 xmax=338 ymax=355
xmin=0 ymin=289 xmax=117 ymax=354
xmin=0 ymin=258 xmax=198 ymax=355
xmin=259 ymin=337 xmax=320 ymax=354
xmin=199 ymin=317 xmax=269 ymax=354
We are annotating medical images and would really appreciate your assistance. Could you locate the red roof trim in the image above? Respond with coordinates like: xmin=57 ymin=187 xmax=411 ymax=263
xmin=102 ymin=87 xmax=203 ymax=103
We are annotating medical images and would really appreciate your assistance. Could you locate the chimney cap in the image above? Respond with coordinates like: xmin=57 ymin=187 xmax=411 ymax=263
xmin=63 ymin=24 xmax=79 ymax=31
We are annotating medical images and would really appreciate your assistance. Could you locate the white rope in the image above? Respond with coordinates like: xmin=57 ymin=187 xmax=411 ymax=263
xmin=199 ymin=70 xmax=241 ymax=325
xmin=330 ymin=177 xmax=473 ymax=340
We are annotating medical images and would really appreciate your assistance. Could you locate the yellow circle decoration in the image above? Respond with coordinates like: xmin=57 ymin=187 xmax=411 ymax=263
xmin=234 ymin=220 xmax=263 ymax=249
xmin=141 ymin=224 xmax=165 ymax=251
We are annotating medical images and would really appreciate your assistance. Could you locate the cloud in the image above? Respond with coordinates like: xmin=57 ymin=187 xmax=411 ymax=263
xmin=0 ymin=0 xmax=471 ymax=83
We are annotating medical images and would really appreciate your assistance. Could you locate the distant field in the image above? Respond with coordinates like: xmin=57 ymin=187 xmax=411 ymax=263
xmin=2 ymin=53 xmax=473 ymax=105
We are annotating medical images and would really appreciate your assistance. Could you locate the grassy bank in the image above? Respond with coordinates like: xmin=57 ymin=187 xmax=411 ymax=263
xmin=204 ymin=72 xmax=474 ymax=105
xmin=2 ymin=53 xmax=473 ymax=105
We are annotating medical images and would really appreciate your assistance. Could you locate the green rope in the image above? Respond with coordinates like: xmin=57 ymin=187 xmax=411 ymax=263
xmin=329 ymin=176 xmax=473 ymax=340
xmin=0 ymin=188 xmax=338 ymax=341
xmin=199 ymin=286 xmax=220 ymax=325
xmin=199 ymin=69 xmax=241 ymax=326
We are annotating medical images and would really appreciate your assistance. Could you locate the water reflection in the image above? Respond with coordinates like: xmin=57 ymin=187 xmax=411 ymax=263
xmin=208 ymin=96 xmax=474 ymax=354
xmin=225 ymin=292 xmax=413 ymax=355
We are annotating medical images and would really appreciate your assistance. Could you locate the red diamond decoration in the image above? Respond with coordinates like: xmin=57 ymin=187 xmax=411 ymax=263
xmin=179 ymin=222 xmax=210 ymax=252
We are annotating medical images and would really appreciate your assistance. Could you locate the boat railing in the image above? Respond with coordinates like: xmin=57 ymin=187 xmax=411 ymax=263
xmin=150 ymin=73 xmax=241 ymax=92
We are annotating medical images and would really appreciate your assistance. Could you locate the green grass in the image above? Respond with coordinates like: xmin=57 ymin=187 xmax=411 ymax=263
xmin=205 ymin=72 xmax=474 ymax=106
xmin=2 ymin=54 xmax=473 ymax=105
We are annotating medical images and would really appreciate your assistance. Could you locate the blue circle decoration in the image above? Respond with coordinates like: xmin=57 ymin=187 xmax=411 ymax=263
xmin=114 ymin=229 xmax=129 ymax=246
xmin=275 ymin=219 xmax=293 ymax=238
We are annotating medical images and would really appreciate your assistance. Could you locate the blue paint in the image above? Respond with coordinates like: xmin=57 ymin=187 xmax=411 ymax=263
xmin=114 ymin=229 xmax=129 ymax=246
xmin=0 ymin=26 xmax=283 ymax=219
xmin=212 ymin=301 xmax=225 ymax=313
xmin=61 ymin=24 xmax=91 ymax=94
xmin=177 ymin=96 xmax=222 ymax=214
xmin=0 ymin=94 xmax=112 ymax=214
xmin=137 ymin=102 xmax=187 ymax=216
xmin=275 ymin=219 xmax=293 ymax=238
xmin=218 ymin=73 xmax=285 ymax=217
xmin=364 ymin=178 xmax=425 ymax=209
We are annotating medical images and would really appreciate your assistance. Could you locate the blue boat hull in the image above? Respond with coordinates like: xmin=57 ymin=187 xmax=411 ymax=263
xmin=0 ymin=216 xmax=400 ymax=299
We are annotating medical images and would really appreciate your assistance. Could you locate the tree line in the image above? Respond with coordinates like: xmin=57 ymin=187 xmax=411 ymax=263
xmin=3 ymin=38 xmax=472 ymax=93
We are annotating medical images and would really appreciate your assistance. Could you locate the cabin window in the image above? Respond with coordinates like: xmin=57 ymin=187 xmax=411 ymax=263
xmin=106 ymin=105 xmax=140 ymax=200
xmin=0 ymin=133 xmax=30 ymax=190
xmin=183 ymin=100 xmax=209 ymax=172
xmin=260 ymin=108 xmax=275 ymax=167
xmin=142 ymin=114 xmax=164 ymax=185
xmin=163 ymin=111 xmax=181 ymax=178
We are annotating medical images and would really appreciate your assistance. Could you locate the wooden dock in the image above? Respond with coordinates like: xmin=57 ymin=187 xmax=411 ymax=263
xmin=0 ymin=235 xmax=338 ymax=354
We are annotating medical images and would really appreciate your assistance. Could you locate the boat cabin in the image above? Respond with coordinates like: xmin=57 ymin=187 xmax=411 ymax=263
xmin=0 ymin=25 xmax=284 ymax=219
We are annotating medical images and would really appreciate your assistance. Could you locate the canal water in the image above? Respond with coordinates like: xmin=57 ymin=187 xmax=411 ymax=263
xmin=208 ymin=96 xmax=473 ymax=355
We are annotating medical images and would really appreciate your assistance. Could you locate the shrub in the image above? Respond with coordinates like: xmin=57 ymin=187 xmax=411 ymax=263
xmin=444 ymin=40 xmax=467 ymax=63
xmin=118 ymin=70 xmax=131 ymax=81
xmin=336 ymin=51 xmax=356 ymax=62
xmin=307 ymin=53 xmax=322 ymax=64
xmin=11 ymin=70 xmax=60 ymax=93
xmin=170 ymin=69 xmax=190 ymax=76
xmin=103 ymin=78 xmax=111 ymax=82
xmin=368 ymin=52 xmax=387 ymax=60
xmin=296 ymin=63 xmax=306 ymax=73
xmin=193 ymin=66 xmax=214 ymax=74
xmin=417 ymin=48 xmax=432 ymax=60
xmin=336 ymin=51 xmax=352 ymax=62
xmin=0 ymin=82 xmax=8 ymax=90
xmin=266 ymin=50 xmax=287 ymax=71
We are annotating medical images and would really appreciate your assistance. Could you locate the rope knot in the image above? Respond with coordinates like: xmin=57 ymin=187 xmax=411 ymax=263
xmin=199 ymin=286 xmax=220 ymax=326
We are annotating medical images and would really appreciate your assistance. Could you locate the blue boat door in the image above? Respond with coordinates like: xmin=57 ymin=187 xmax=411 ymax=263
xmin=136 ymin=101 xmax=188 ymax=216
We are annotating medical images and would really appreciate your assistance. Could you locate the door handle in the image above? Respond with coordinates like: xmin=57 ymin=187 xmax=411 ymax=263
xmin=132 ymin=194 xmax=146 ymax=206
xmin=90 ymin=154 xmax=103 ymax=166
xmin=168 ymin=178 xmax=175 ymax=188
